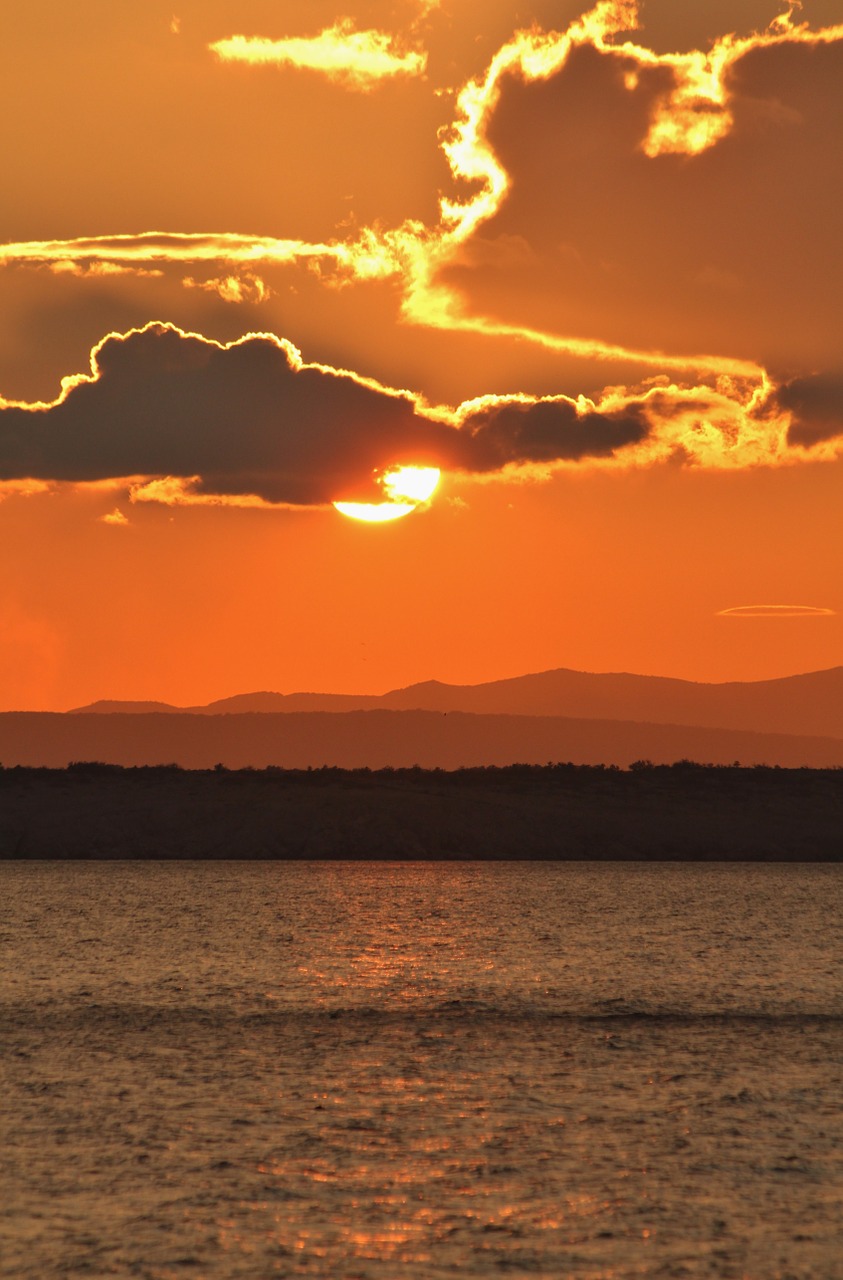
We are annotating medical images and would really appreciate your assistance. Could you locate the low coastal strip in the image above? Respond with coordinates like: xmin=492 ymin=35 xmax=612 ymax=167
xmin=1 ymin=763 xmax=841 ymax=860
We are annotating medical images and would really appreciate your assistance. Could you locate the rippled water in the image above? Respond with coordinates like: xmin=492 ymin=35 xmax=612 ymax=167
xmin=1 ymin=862 xmax=841 ymax=1279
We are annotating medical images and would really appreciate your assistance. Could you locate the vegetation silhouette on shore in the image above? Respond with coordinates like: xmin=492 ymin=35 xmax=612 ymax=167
xmin=1 ymin=761 xmax=840 ymax=861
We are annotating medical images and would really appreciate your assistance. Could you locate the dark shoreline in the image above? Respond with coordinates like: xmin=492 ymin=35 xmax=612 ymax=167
xmin=1 ymin=762 xmax=841 ymax=860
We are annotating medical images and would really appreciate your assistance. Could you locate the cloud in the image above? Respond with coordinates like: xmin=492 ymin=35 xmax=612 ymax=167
xmin=454 ymin=395 xmax=648 ymax=470
xmin=128 ymin=477 xmax=278 ymax=510
xmin=438 ymin=0 xmax=843 ymax=248
xmin=3 ymin=325 xmax=843 ymax=512
xmin=0 ymin=232 xmax=343 ymax=270
xmin=0 ymin=479 xmax=52 ymax=501
xmin=633 ymin=4 xmax=843 ymax=158
xmin=0 ymin=324 xmax=667 ymax=507
xmin=717 ymin=605 xmax=836 ymax=618
xmin=774 ymin=372 xmax=843 ymax=446
xmin=436 ymin=26 xmax=843 ymax=376
xmin=0 ymin=324 xmax=448 ymax=506
xmin=48 ymin=261 xmax=164 ymax=281
xmin=209 ymin=23 xmax=426 ymax=89
xmin=100 ymin=508 xmax=129 ymax=527
xmin=182 ymin=272 xmax=272 ymax=305
xmin=0 ymin=227 xmax=767 ymax=381
xmin=4 ymin=2 xmax=840 ymax=389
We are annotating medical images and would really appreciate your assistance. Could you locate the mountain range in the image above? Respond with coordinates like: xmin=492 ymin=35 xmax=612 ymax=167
xmin=71 ymin=664 xmax=843 ymax=740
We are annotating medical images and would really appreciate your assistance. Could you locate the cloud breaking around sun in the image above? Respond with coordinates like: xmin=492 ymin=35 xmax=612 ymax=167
xmin=1 ymin=324 xmax=841 ymax=509
xmin=1 ymin=0 xmax=842 ymax=509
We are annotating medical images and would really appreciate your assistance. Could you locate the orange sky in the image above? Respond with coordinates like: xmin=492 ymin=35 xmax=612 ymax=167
xmin=1 ymin=0 xmax=841 ymax=709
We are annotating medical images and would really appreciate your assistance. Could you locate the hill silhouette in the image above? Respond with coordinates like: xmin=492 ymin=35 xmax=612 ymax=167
xmin=2 ymin=709 xmax=843 ymax=770
xmin=71 ymin=665 xmax=843 ymax=741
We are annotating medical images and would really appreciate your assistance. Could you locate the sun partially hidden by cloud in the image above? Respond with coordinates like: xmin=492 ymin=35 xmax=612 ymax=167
xmin=210 ymin=22 xmax=426 ymax=89
xmin=2 ymin=325 xmax=843 ymax=516
xmin=333 ymin=465 xmax=440 ymax=523
xmin=1 ymin=7 xmax=842 ymax=513
xmin=382 ymin=466 xmax=440 ymax=503
xmin=333 ymin=500 xmax=417 ymax=523
xmin=717 ymin=605 xmax=837 ymax=618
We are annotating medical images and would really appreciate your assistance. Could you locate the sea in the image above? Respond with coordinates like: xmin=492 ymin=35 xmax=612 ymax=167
xmin=1 ymin=862 xmax=841 ymax=1280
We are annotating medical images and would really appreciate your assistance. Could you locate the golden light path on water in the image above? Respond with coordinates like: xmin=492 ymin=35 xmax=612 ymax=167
xmin=334 ymin=466 xmax=440 ymax=522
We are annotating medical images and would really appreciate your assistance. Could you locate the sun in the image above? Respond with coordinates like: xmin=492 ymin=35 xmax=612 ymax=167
xmin=334 ymin=466 xmax=440 ymax=522
xmin=332 ymin=500 xmax=417 ymax=523
xmin=381 ymin=466 xmax=440 ymax=504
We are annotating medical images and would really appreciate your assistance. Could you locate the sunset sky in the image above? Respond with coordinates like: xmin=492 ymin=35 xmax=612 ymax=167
xmin=1 ymin=0 xmax=841 ymax=709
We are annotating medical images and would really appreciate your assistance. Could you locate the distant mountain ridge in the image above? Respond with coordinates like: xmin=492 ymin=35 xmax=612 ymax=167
xmin=72 ymin=665 xmax=843 ymax=740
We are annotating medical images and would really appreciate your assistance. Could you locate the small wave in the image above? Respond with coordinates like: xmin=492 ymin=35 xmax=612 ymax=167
xmin=2 ymin=998 xmax=841 ymax=1032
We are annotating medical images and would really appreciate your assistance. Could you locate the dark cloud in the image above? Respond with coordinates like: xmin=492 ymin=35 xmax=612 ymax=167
xmin=1 ymin=324 xmax=461 ymax=505
xmin=452 ymin=38 xmax=843 ymax=371
xmin=0 ymin=325 xmax=650 ymax=504
xmin=456 ymin=397 xmax=649 ymax=471
xmin=776 ymin=372 xmax=843 ymax=447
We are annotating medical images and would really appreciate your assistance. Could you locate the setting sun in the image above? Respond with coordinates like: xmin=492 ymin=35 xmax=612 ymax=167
xmin=332 ymin=500 xmax=417 ymax=523
xmin=2 ymin=6 xmax=842 ymax=1276
xmin=333 ymin=465 xmax=440 ymax=522
xmin=382 ymin=466 xmax=440 ymax=503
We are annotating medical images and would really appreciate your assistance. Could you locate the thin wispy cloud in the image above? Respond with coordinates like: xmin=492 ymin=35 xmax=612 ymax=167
xmin=717 ymin=605 xmax=836 ymax=618
xmin=210 ymin=22 xmax=426 ymax=89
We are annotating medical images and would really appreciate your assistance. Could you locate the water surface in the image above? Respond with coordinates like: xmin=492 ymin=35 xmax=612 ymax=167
xmin=2 ymin=862 xmax=841 ymax=1278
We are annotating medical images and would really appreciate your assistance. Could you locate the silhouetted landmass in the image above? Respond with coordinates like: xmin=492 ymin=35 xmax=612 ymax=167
xmin=2 ymin=709 xmax=842 ymax=771
xmin=0 ymin=763 xmax=840 ymax=860
xmin=70 ymin=664 xmax=843 ymax=740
